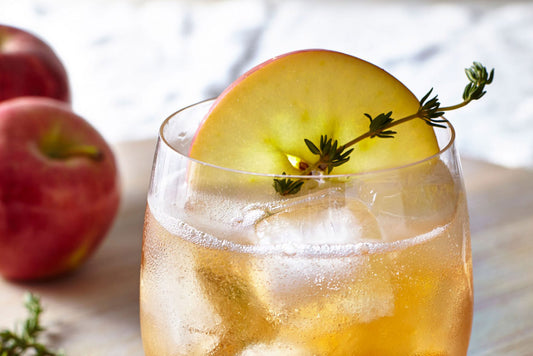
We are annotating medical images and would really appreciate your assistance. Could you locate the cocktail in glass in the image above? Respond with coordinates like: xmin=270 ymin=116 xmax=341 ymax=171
xmin=140 ymin=99 xmax=472 ymax=355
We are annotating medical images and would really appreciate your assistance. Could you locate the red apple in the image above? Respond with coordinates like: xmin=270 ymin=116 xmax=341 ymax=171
xmin=0 ymin=24 xmax=70 ymax=104
xmin=0 ymin=97 xmax=119 ymax=280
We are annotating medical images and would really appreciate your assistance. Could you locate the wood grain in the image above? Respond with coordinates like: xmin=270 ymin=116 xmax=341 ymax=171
xmin=463 ymin=160 xmax=533 ymax=355
xmin=0 ymin=138 xmax=531 ymax=355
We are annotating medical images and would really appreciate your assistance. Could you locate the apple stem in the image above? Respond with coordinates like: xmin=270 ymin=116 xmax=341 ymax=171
xmin=0 ymin=32 xmax=6 ymax=49
xmin=39 ymin=125 xmax=104 ymax=162
xmin=46 ymin=144 xmax=104 ymax=161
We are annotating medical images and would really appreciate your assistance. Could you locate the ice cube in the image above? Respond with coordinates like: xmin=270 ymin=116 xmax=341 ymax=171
xmin=247 ymin=189 xmax=394 ymax=327
xmin=356 ymin=158 xmax=459 ymax=241
xmin=255 ymin=188 xmax=382 ymax=245
xmin=247 ymin=256 xmax=396 ymax=336
xmin=335 ymin=260 xmax=395 ymax=323
xmin=248 ymin=251 xmax=395 ymax=329
xmin=182 ymin=189 xmax=272 ymax=245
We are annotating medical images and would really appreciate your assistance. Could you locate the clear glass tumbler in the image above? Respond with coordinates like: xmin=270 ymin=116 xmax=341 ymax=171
xmin=140 ymin=99 xmax=473 ymax=355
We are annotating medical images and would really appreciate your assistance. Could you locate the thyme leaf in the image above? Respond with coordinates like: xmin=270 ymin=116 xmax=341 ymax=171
xmin=463 ymin=61 xmax=494 ymax=101
xmin=273 ymin=173 xmax=304 ymax=196
xmin=365 ymin=111 xmax=397 ymax=138
xmin=418 ymin=88 xmax=446 ymax=128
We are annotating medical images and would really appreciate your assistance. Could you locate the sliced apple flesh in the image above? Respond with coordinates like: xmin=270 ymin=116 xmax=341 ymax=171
xmin=189 ymin=49 xmax=439 ymax=176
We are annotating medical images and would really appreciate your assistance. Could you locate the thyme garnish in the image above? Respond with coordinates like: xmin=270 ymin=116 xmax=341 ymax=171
xmin=304 ymin=136 xmax=354 ymax=174
xmin=0 ymin=293 xmax=63 ymax=356
xmin=273 ymin=61 xmax=494 ymax=196
xmin=273 ymin=173 xmax=304 ymax=196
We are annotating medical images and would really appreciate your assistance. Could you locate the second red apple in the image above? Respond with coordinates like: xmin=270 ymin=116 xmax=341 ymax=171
xmin=0 ymin=97 xmax=119 ymax=280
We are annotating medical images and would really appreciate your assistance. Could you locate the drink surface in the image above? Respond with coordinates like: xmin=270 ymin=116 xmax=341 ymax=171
xmin=140 ymin=186 xmax=472 ymax=355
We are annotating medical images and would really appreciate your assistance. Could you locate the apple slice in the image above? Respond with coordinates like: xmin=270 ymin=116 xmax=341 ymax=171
xmin=189 ymin=49 xmax=438 ymax=176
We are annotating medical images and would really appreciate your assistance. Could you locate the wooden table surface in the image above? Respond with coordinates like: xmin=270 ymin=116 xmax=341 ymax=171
xmin=1 ymin=138 xmax=532 ymax=356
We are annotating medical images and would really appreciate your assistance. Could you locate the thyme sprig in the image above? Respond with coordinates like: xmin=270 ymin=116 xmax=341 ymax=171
xmin=1 ymin=293 xmax=63 ymax=356
xmin=273 ymin=61 xmax=494 ymax=196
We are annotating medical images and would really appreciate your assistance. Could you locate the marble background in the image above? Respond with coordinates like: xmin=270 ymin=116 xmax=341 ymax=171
xmin=1 ymin=0 xmax=532 ymax=169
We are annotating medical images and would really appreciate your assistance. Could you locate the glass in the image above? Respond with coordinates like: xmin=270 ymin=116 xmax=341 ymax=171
xmin=140 ymin=99 xmax=473 ymax=355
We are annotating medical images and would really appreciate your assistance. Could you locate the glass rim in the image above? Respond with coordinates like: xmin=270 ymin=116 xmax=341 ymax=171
xmin=159 ymin=98 xmax=456 ymax=179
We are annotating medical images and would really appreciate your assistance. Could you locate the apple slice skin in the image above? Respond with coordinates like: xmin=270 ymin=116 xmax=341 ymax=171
xmin=0 ymin=97 xmax=119 ymax=280
xmin=190 ymin=49 xmax=438 ymax=175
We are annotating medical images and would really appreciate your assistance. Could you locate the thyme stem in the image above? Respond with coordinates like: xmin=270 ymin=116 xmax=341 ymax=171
xmin=439 ymin=100 xmax=470 ymax=112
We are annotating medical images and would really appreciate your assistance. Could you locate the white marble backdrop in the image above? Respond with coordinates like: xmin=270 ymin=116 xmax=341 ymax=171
xmin=0 ymin=0 xmax=532 ymax=169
